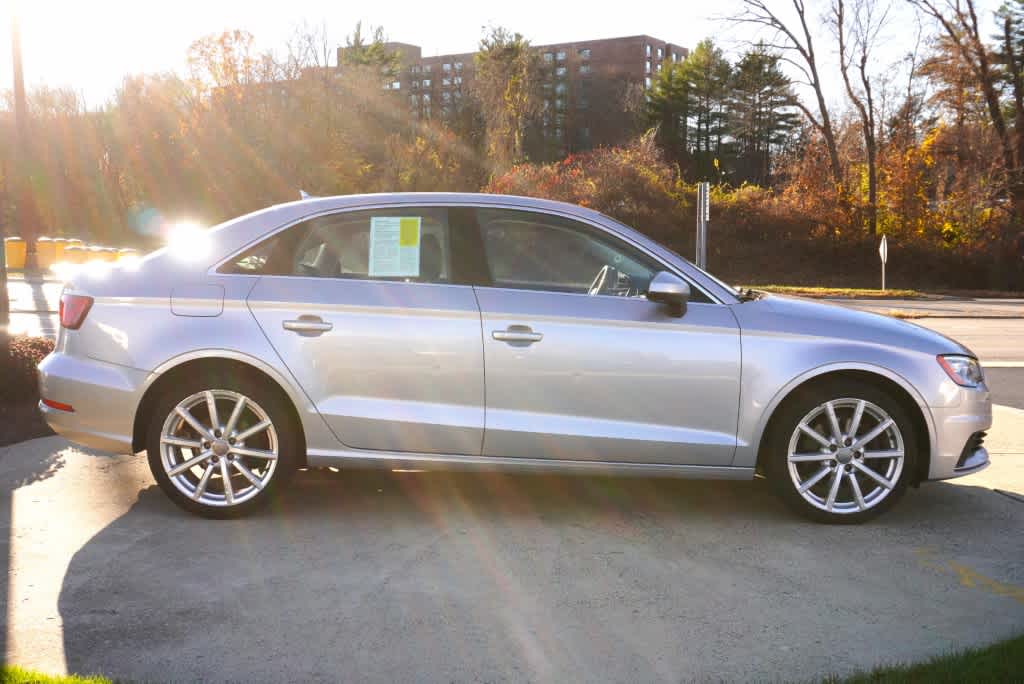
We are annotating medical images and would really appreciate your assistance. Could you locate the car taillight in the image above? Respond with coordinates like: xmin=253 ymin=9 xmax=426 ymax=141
xmin=59 ymin=294 xmax=93 ymax=330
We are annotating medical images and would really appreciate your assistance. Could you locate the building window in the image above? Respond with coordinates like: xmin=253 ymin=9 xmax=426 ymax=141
xmin=645 ymin=44 xmax=651 ymax=57
xmin=645 ymin=60 xmax=651 ymax=73
xmin=657 ymin=47 xmax=663 ymax=59
xmin=556 ymin=50 xmax=567 ymax=61
xmin=412 ymin=80 xmax=420 ymax=89
xmin=422 ymin=93 xmax=431 ymax=103
xmin=455 ymin=61 xmax=463 ymax=71
xmin=411 ymin=65 xmax=421 ymax=74
xmin=554 ymin=127 xmax=563 ymax=138
xmin=645 ymin=76 xmax=652 ymax=88
xmin=554 ymin=82 xmax=567 ymax=95
xmin=543 ymin=52 xmax=554 ymax=62
xmin=656 ymin=63 xmax=662 ymax=72
xmin=422 ymin=79 xmax=431 ymax=87
xmin=443 ymin=63 xmax=451 ymax=72
xmin=579 ymin=64 xmax=591 ymax=75
xmin=578 ymin=95 xmax=589 ymax=109
xmin=579 ymin=127 xmax=591 ymax=141
xmin=443 ymin=77 xmax=451 ymax=86
xmin=555 ymin=97 xmax=565 ymax=110
xmin=555 ymin=66 xmax=567 ymax=77
xmin=442 ymin=91 xmax=451 ymax=102
xmin=579 ymin=48 xmax=591 ymax=59
xmin=424 ymin=64 xmax=432 ymax=73
xmin=453 ymin=76 xmax=463 ymax=85
xmin=672 ymin=52 xmax=678 ymax=63
xmin=410 ymin=93 xmax=419 ymax=104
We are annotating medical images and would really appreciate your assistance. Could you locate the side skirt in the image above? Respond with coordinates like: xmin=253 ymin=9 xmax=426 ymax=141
xmin=306 ymin=448 xmax=756 ymax=479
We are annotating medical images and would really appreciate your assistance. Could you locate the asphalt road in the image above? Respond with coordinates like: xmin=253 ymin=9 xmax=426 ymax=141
xmin=1 ymin=408 xmax=1022 ymax=682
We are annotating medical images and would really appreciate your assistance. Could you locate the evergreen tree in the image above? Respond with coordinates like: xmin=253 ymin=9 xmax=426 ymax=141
xmin=728 ymin=44 xmax=799 ymax=186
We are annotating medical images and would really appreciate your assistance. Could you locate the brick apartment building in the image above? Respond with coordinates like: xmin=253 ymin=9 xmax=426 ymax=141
xmin=339 ymin=35 xmax=688 ymax=158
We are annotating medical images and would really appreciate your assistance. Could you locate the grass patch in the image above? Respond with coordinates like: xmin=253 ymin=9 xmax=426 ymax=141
xmin=827 ymin=632 xmax=1024 ymax=683
xmin=0 ymin=666 xmax=110 ymax=684
xmin=748 ymin=285 xmax=926 ymax=299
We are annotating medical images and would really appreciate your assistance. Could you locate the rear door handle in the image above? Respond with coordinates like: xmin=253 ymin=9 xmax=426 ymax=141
xmin=492 ymin=325 xmax=543 ymax=345
xmin=283 ymin=315 xmax=333 ymax=335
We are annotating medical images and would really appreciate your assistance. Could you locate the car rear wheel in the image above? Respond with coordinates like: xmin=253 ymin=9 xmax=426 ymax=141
xmin=146 ymin=374 xmax=299 ymax=518
xmin=764 ymin=379 xmax=918 ymax=524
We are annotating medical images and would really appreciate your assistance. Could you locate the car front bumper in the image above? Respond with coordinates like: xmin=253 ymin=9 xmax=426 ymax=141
xmin=927 ymin=385 xmax=993 ymax=480
xmin=37 ymin=352 xmax=149 ymax=454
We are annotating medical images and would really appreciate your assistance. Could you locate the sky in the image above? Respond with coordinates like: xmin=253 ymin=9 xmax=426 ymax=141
xmin=0 ymin=0 xmax=1006 ymax=109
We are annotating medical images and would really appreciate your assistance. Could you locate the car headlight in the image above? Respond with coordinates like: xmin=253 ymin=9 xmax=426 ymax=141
xmin=937 ymin=354 xmax=985 ymax=387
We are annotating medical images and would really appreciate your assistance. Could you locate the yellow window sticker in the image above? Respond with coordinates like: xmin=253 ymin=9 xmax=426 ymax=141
xmin=369 ymin=216 xmax=422 ymax=277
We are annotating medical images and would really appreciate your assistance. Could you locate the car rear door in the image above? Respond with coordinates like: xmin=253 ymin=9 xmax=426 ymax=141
xmin=468 ymin=206 xmax=741 ymax=466
xmin=242 ymin=205 xmax=485 ymax=455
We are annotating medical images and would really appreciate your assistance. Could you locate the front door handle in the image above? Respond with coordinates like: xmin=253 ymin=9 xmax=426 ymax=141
xmin=283 ymin=315 xmax=333 ymax=336
xmin=492 ymin=325 xmax=543 ymax=345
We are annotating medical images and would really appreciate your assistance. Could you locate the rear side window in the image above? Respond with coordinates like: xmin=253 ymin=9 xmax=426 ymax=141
xmin=221 ymin=207 xmax=453 ymax=284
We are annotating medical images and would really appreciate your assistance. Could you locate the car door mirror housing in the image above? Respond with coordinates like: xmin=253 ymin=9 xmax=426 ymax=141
xmin=646 ymin=271 xmax=690 ymax=316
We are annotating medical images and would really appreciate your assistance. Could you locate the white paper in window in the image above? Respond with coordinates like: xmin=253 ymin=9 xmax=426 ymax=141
xmin=368 ymin=216 xmax=421 ymax=277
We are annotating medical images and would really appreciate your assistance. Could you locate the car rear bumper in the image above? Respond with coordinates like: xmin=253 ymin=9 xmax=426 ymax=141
xmin=927 ymin=386 xmax=993 ymax=480
xmin=37 ymin=352 xmax=149 ymax=454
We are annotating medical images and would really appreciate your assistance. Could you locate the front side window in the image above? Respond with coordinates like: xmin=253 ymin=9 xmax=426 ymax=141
xmin=475 ymin=209 xmax=660 ymax=297
xmin=223 ymin=208 xmax=453 ymax=284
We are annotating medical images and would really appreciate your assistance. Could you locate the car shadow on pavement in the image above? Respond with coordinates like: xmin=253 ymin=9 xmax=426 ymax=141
xmin=54 ymin=465 xmax=1024 ymax=682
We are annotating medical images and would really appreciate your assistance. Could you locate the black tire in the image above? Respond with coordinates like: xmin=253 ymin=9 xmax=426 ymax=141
xmin=763 ymin=378 xmax=918 ymax=524
xmin=146 ymin=372 xmax=300 ymax=518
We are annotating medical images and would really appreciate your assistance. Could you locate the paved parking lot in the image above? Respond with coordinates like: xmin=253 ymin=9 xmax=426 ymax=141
xmin=2 ymin=281 xmax=1022 ymax=681
xmin=1 ymin=405 xmax=1021 ymax=682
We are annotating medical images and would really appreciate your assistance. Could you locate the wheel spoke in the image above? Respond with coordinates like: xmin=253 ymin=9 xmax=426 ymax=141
xmin=168 ymin=449 xmax=212 ymax=477
xmin=798 ymin=423 xmax=831 ymax=449
xmin=224 ymin=396 xmax=247 ymax=437
xmin=192 ymin=463 xmax=215 ymax=500
xmin=231 ymin=446 xmax=277 ymax=460
xmin=220 ymin=458 xmax=234 ymax=505
xmin=205 ymin=391 xmax=220 ymax=433
xmin=232 ymin=459 xmax=264 ymax=489
xmin=825 ymin=468 xmax=843 ymax=510
xmin=848 ymin=400 xmax=866 ymax=441
xmin=852 ymin=418 xmax=894 ymax=450
xmin=789 ymin=453 xmax=829 ymax=463
xmin=175 ymin=406 xmax=214 ymax=440
xmin=799 ymin=466 xmax=832 ymax=492
xmin=234 ymin=420 xmax=272 ymax=442
xmin=161 ymin=435 xmax=202 ymax=449
xmin=824 ymin=401 xmax=843 ymax=441
xmin=852 ymin=460 xmax=894 ymax=489
xmin=848 ymin=472 xmax=866 ymax=511
xmin=862 ymin=449 xmax=903 ymax=460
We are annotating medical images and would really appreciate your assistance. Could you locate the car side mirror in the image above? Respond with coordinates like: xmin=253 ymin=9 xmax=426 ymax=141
xmin=646 ymin=271 xmax=690 ymax=317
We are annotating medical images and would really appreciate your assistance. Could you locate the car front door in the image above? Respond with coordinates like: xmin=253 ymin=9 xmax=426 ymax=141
xmin=470 ymin=207 xmax=741 ymax=465
xmin=240 ymin=206 xmax=485 ymax=455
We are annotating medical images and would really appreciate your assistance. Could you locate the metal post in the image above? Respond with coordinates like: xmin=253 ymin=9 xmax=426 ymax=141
xmin=695 ymin=182 xmax=710 ymax=269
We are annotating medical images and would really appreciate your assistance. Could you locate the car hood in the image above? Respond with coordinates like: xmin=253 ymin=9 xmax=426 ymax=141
xmin=754 ymin=294 xmax=973 ymax=357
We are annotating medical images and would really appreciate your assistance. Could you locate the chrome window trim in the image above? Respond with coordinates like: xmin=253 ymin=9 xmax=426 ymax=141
xmin=209 ymin=199 xmax=724 ymax=304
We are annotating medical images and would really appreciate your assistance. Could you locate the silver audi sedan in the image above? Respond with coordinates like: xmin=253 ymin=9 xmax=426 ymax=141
xmin=38 ymin=193 xmax=991 ymax=522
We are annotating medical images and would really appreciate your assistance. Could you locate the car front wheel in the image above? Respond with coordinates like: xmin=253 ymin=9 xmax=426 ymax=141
xmin=146 ymin=374 xmax=299 ymax=518
xmin=764 ymin=378 xmax=918 ymax=524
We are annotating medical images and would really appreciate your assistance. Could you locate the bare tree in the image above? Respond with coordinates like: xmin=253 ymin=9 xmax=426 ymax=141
xmin=832 ymin=0 xmax=890 ymax=235
xmin=730 ymin=0 xmax=843 ymax=186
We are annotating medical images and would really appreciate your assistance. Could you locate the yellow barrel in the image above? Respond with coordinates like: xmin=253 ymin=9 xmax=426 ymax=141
xmin=63 ymin=245 xmax=88 ymax=264
xmin=4 ymin=236 xmax=26 ymax=269
xmin=87 ymin=245 xmax=106 ymax=263
xmin=35 ymin=237 xmax=57 ymax=270
xmin=53 ymin=237 xmax=68 ymax=262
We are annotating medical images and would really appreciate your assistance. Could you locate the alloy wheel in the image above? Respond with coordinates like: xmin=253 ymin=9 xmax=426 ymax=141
xmin=786 ymin=398 xmax=905 ymax=514
xmin=159 ymin=389 xmax=279 ymax=507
